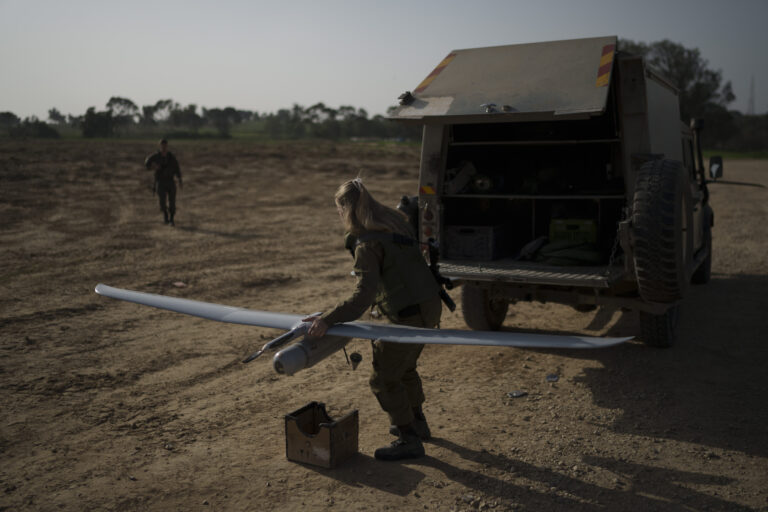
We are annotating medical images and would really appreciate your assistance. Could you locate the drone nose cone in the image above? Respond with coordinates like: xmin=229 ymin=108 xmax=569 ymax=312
xmin=273 ymin=344 xmax=308 ymax=376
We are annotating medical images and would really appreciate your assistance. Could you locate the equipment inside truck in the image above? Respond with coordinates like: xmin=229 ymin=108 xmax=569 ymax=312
xmin=441 ymin=89 xmax=624 ymax=264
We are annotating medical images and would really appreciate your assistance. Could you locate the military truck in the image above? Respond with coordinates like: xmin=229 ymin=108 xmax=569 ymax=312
xmin=390 ymin=36 xmax=722 ymax=347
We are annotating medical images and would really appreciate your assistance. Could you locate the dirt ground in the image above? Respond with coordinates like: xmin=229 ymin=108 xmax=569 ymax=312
xmin=1 ymin=139 xmax=767 ymax=512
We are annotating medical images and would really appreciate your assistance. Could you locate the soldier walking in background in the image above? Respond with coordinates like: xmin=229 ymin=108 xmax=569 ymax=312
xmin=144 ymin=139 xmax=182 ymax=226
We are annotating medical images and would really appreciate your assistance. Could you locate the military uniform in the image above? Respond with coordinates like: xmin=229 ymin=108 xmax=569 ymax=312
xmin=322 ymin=231 xmax=441 ymax=428
xmin=145 ymin=150 xmax=182 ymax=224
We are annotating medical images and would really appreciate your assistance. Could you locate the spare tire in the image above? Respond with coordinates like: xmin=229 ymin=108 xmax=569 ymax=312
xmin=632 ymin=159 xmax=693 ymax=303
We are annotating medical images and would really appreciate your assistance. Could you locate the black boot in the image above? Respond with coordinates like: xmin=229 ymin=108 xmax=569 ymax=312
xmin=375 ymin=429 xmax=424 ymax=461
xmin=169 ymin=212 xmax=175 ymax=226
xmin=163 ymin=211 xmax=169 ymax=224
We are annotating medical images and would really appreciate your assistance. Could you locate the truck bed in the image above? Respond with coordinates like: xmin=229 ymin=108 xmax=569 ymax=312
xmin=440 ymin=259 xmax=626 ymax=288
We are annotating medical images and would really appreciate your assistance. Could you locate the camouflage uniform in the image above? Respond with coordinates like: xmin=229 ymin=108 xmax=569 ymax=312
xmin=322 ymin=232 xmax=441 ymax=427
xmin=144 ymin=151 xmax=182 ymax=222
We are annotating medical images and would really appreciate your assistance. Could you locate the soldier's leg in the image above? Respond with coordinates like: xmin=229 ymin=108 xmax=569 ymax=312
xmin=167 ymin=185 xmax=177 ymax=225
xmin=369 ymin=341 xmax=424 ymax=427
xmin=157 ymin=184 xmax=169 ymax=223
xmin=370 ymin=341 xmax=426 ymax=460
xmin=384 ymin=297 xmax=442 ymax=442
xmin=394 ymin=298 xmax=442 ymax=409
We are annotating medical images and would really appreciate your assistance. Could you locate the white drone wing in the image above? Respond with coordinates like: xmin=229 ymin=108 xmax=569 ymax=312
xmin=94 ymin=284 xmax=631 ymax=349
xmin=95 ymin=283 xmax=300 ymax=329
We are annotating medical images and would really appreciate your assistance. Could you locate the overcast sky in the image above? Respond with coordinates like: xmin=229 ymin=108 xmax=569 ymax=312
xmin=1 ymin=0 xmax=766 ymax=120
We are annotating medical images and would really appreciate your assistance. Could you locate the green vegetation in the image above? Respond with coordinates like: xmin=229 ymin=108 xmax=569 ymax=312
xmin=2 ymin=39 xmax=765 ymax=151
xmin=0 ymin=99 xmax=419 ymax=142
xmin=2 ymin=115 xmax=60 ymax=138
xmin=619 ymin=39 xmax=766 ymax=152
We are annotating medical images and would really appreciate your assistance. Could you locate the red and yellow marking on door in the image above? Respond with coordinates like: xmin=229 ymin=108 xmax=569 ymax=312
xmin=414 ymin=53 xmax=457 ymax=94
xmin=419 ymin=185 xmax=436 ymax=195
xmin=595 ymin=44 xmax=615 ymax=87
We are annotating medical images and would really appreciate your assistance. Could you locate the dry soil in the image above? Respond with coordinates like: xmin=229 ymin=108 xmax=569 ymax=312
xmin=1 ymin=139 xmax=767 ymax=511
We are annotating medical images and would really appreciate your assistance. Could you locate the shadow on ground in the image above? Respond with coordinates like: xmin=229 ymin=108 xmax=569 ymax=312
xmin=310 ymin=436 xmax=751 ymax=511
xmin=566 ymin=274 xmax=768 ymax=460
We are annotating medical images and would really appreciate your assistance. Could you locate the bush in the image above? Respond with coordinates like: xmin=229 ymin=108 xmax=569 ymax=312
xmin=82 ymin=107 xmax=114 ymax=138
xmin=10 ymin=119 xmax=60 ymax=138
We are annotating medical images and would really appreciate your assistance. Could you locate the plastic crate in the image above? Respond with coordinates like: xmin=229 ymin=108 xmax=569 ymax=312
xmin=444 ymin=225 xmax=505 ymax=260
xmin=284 ymin=402 xmax=358 ymax=468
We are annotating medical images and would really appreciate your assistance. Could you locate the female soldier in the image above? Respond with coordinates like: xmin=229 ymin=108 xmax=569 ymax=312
xmin=302 ymin=178 xmax=442 ymax=461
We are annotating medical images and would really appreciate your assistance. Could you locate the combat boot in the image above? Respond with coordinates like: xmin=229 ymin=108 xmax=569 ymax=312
xmin=169 ymin=213 xmax=175 ymax=227
xmin=163 ymin=211 xmax=169 ymax=224
xmin=374 ymin=430 xmax=424 ymax=461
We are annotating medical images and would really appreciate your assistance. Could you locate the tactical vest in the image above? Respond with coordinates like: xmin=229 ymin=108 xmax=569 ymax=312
xmin=345 ymin=232 xmax=439 ymax=318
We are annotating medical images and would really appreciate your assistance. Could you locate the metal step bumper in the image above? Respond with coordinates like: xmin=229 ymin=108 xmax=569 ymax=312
xmin=440 ymin=259 xmax=626 ymax=288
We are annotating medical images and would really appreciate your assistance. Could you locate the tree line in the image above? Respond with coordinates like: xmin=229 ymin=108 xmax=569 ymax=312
xmin=618 ymin=39 xmax=766 ymax=152
xmin=0 ymin=39 xmax=765 ymax=150
xmin=0 ymin=98 xmax=420 ymax=141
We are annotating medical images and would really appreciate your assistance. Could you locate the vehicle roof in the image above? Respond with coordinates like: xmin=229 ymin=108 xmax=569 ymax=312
xmin=390 ymin=35 xmax=618 ymax=123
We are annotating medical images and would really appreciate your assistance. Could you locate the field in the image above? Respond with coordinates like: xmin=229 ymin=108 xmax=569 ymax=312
xmin=1 ymin=139 xmax=767 ymax=511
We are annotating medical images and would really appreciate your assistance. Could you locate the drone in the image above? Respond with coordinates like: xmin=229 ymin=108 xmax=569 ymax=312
xmin=95 ymin=284 xmax=631 ymax=376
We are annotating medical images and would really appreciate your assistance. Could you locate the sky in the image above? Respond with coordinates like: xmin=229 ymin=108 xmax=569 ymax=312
xmin=1 ymin=0 xmax=767 ymax=120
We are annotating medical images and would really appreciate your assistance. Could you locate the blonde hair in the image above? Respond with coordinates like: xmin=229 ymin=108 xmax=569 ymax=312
xmin=335 ymin=178 xmax=413 ymax=237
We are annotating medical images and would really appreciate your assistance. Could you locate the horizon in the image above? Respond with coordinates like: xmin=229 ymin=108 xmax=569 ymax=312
xmin=2 ymin=0 xmax=766 ymax=120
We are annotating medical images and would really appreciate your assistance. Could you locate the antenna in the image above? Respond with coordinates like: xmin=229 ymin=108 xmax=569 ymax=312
xmin=747 ymin=75 xmax=755 ymax=115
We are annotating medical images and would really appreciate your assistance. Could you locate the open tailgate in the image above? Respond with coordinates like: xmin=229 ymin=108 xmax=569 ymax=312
xmin=390 ymin=35 xmax=617 ymax=122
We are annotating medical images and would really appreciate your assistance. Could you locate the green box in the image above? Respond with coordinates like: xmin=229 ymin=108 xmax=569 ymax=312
xmin=549 ymin=219 xmax=597 ymax=244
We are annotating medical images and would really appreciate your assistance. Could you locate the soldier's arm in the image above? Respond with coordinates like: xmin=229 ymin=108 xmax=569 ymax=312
xmin=321 ymin=241 xmax=382 ymax=326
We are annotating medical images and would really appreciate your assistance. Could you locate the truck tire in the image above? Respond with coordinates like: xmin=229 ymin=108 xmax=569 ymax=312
xmin=639 ymin=304 xmax=679 ymax=348
xmin=632 ymin=159 xmax=693 ymax=303
xmin=691 ymin=209 xmax=712 ymax=284
xmin=461 ymin=284 xmax=508 ymax=331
